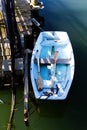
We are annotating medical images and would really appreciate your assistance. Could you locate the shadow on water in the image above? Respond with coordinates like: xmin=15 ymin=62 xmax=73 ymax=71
xmin=38 ymin=100 xmax=68 ymax=118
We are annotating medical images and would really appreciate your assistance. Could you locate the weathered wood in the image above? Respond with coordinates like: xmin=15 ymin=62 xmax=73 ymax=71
xmin=31 ymin=0 xmax=38 ymax=6
xmin=24 ymin=50 xmax=29 ymax=126
xmin=36 ymin=50 xmax=42 ymax=90
xmin=34 ymin=58 xmax=71 ymax=64
xmin=30 ymin=0 xmax=44 ymax=10
xmin=15 ymin=0 xmax=32 ymax=37
xmin=7 ymin=93 xmax=16 ymax=130
xmin=0 ymin=12 xmax=5 ymax=76
xmin=2 ymin=58 xmax=23 ymax=72
xmin=0 ymin=0 xmax=32 ymax=77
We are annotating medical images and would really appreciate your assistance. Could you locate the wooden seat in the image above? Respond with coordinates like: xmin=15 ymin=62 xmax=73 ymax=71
xmin=34 ymin=58 xmax=71 ymax=64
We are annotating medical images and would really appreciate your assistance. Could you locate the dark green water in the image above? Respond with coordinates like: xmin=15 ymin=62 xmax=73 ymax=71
xmin=0 ymin=0 xmax=87 ymax=129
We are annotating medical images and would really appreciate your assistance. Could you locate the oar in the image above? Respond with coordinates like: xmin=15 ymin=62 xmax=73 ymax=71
xmin=31 ymin=18 xmax=43 ymax=90
xmin=7 ymin=93 xmax=15 ymax=130
xmin=51 ymin=51 xmax=64 ymax=94
xmin=37 ymin=50 xmax=42 ymax=90
xmin=51 ymin=51 xmax=59 ymax=91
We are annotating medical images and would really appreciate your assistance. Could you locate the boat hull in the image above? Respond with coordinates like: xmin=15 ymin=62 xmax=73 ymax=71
xmin=30 ymin=31 xmax=75 ymax=100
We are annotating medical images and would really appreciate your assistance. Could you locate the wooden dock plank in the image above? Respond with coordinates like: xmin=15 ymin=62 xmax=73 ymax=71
xmin=15 ymin=0 xmax=32 ymax=35
xmin=0 ymin=0 xmax=32 ymax=77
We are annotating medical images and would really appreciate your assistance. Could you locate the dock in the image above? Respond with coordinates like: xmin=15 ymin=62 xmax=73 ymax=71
xmin=0 ymin=0 xmax=44 ymax=83
xmin=0 ymin=0 xmax=44 ymax=128
xmin=0 ymin=0 xmax=33 ymax=85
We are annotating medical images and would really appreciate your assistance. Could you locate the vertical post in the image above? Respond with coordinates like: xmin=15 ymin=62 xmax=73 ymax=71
xmin=23 ymin=34 xmax=34 ymax=126
xmin=24 ymin=49 xmax=29 ymax=126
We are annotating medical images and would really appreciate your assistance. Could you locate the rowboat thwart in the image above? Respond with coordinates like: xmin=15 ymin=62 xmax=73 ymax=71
xmin=30 ymin=31 xmax=75 ymax=100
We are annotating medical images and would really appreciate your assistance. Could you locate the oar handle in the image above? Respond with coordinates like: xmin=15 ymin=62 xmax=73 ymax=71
xmin=36 ymin=50 xmax=40 ymax=73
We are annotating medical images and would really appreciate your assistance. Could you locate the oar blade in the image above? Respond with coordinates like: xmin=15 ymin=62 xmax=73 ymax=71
xmin=36 ymin=50 xmax=43 ymax=90
xmin=38 ymin=75 xmax=42 ymax=90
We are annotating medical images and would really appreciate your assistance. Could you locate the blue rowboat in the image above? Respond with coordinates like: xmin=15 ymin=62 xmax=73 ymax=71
xmin=30 ymin=31 xmax=75 ymax=100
